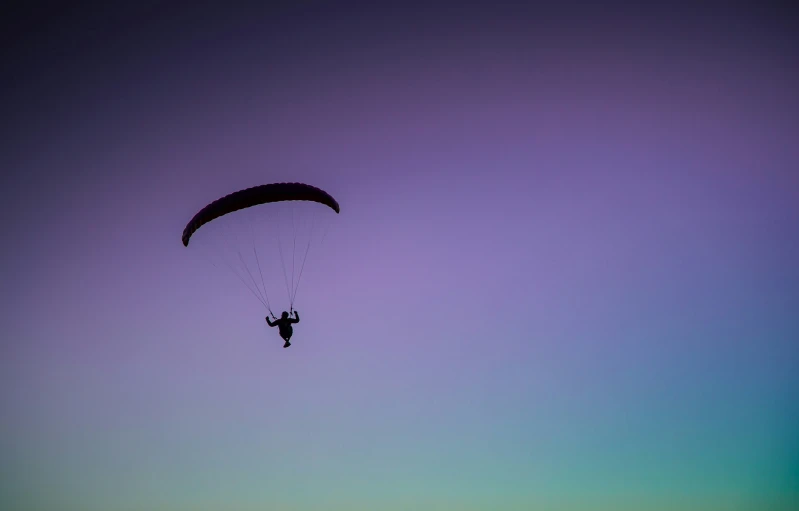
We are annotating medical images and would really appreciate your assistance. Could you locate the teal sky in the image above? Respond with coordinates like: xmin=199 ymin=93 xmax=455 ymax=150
xmin=2 ymin=3 xmax=797 ymax=510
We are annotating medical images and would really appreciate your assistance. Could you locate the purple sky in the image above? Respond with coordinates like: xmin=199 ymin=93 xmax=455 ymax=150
xmin=2 ymin=3 xmax=798 ymax=510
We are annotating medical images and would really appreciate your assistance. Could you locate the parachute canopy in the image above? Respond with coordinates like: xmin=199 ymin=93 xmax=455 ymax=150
xmin=181 ymin=182 xmax=340 ymax=314
xmin=182 ymin=182 xmax=340 ymax=247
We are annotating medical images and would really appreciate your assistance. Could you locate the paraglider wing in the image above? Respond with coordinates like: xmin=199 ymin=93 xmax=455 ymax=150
xmin=182 ymin=182 xmax=340 ymax=247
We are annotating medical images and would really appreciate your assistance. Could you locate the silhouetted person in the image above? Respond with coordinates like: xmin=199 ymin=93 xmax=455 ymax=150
xmin=266 ymin=310 xmax=300 ymax=348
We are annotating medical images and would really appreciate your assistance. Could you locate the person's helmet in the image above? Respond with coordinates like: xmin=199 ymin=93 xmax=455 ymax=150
xmin=281 ymin=311 xmax=289 ymax=319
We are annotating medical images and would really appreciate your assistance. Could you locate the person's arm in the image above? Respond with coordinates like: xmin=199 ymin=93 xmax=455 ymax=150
xmin=266 ymin=316 xmax=276 ymax=327
xmin=292 ymin=311 xmax=300 ymax=323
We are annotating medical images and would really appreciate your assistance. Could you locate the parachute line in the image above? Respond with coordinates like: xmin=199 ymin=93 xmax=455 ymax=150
xmin=253 ymin=247 xmax=272 ymax=314
xmin=221 ymin=256 xmax=268 ymax=309
xmin=203 ymin=222 xmax=268 ymax=309
xmin=248 ymin=214 xmax=273 ymax=314
xmin=291 ymin=202 xmax=297 ymax=306
xmin=221 ymin=217 xmax=265 ymax=306
xmin=276 ymin=211 xmax=293 ymax=307
xmin=291 ymin=207 xmax=317 ymax=307
xmin=238 ymin=250 xmax=267 ymax=308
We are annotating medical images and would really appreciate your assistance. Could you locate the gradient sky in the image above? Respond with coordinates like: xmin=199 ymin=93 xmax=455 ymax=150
xmin=2 ymin=3 xmax=798 ymax=510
